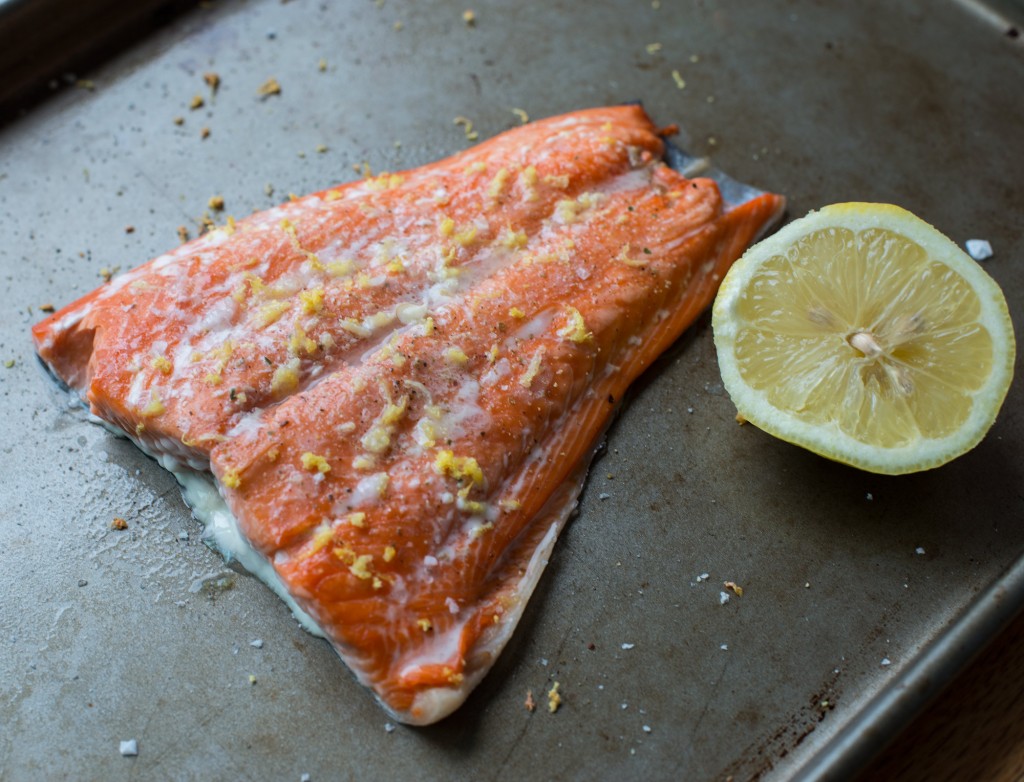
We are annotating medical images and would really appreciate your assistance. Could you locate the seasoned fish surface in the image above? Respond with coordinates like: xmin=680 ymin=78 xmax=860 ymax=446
xmin=33 ymin=105 xmax=785 ymax=724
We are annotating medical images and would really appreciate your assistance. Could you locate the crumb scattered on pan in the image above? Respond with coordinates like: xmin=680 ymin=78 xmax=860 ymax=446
xmin=173 ymin=116 xmax=184 ymax=126
xmin=76 ymin=79 xmax=95 ymax=91
xmin=248 ymin=674 xmax=257 ymax=684
xmin=393 ymin=20 xmax=404 ymax=31
xmin=203 ymin=72 xmax=220 ymax=92
xmin=318 ymin=58 xmax=327 ymax=72
xmin=99 ymin=265 xmax=120 ymax=282
xmin=525 ymin=689 xmax=535 ymax=712
xmin=177 ymin=226 xmax=190 ymax=243
xmin=735 ymin=412 xmax=747 ymax=424
xmin=547 ymin=681 xmax=561 ymax=713
xmin=189 ymin=95 xmax=204 ymax=110
xmin=208 ymin=195 xmax=225 ymax=211
xmin=671 ymin=70 xmax=686 ymax=90
xmin=511 ymin=107 xmax=529 ymax=124
xmin=200 ymin=127 xmax=211 ymax=139
xmin=315 ymin=144 xmax=328 ymax=154
xmin=462 ymin=9 xmax=476 ymax=25
xmin=124 ymin=225 xmax=134 ymax=234
xmin=39 ymin=303 xmax=55 ymax=313
xmin=3 ymin=360 xmax=14 ymax=369
xmin=112 ymin=517 xmax=128 ymax=530
xmin=724 ymin=580 xmax=744 ymax=597
xmin=257 ymin=78 xmax=281 ymax=97
xmin=646 ymin=42 xmax=662 ymax=54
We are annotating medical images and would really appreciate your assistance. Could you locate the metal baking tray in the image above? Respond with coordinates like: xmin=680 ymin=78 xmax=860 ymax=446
xmin=1 ymin=1 xmax=1022 ymax=779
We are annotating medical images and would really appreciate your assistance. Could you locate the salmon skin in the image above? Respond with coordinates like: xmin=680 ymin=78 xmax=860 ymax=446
xmin=32 ymin=105 xmax=785 ymax=725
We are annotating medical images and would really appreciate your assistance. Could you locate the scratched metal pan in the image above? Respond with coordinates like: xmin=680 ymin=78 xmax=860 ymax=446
xmin=1 ymin=1 xmax=1022 ymax=780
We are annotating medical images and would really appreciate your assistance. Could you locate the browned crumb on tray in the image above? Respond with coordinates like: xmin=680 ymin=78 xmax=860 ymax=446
xmin=177 ymin=225 xmax=190 ymax=243
xmin=189 ymin=95 xmax=205 ymax=110
xmin=39 ymin=303 xmax=55 ymax=313
xmin=257 ymin=78 xmax=282 ymax=97
xmin=111 ymin=517 xmax=128 ymax=530
xmin=724 ymin=581 xmax=744 ymax=597
xmin=524 ymin=689 xmax=535 ymax=712
xmin=208 ymin=195 xmax=225 ymax=211
xmin=547 ymin=682 xmax=561 ymax=713
xmin=735 ymin=412 xmax=747 ymax=425
xmin=203 ymin=72 xmax=221 ymax=92
xmin=200 ymin=127 xmax=211 ymax=139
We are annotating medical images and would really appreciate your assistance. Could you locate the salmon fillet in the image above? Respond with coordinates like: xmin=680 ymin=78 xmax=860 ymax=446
xmin=32 ymin=105 xmax=785 ymax=724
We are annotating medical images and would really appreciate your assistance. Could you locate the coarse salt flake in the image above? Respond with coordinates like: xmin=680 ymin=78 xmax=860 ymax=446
xmin=119 ymin=739 xmax=139 ymax=757
xmin=965 ymin=239 xmax=993 ymax=261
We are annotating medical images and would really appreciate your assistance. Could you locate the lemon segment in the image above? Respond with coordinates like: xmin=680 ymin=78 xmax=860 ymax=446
xmin=712 ymin=203 xmax=1015 ymax=475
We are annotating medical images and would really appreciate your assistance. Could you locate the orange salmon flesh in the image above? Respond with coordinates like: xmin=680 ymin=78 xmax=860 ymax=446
xmin=32 ymin=105 xmax=785 ymax=724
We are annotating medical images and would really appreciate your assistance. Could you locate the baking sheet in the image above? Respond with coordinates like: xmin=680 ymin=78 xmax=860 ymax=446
xmin=1 ymin=1 xmax=1022 ymax=779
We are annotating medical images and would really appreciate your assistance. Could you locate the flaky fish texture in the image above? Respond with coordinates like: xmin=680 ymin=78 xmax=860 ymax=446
xmin=33 ymin=105 xmax=785 ymax=724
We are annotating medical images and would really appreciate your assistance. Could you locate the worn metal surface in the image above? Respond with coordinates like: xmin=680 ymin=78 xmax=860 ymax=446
xmin=1 ymin=1 xmax=1022 ymax=780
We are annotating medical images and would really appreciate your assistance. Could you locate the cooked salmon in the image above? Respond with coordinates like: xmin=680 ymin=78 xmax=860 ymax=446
xmin=32 ymin=105 xmax=785 ymax=724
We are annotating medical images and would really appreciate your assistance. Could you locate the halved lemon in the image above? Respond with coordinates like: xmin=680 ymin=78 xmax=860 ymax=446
xmin=712 ymin=202 xmax=1015 ymax=475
